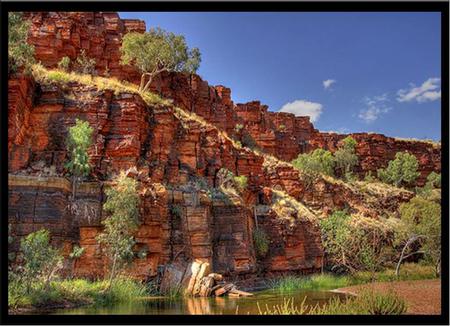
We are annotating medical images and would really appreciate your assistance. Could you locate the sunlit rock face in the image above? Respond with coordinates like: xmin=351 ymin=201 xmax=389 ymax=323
xmin=7 ymin=11 xmax=440 ymax=281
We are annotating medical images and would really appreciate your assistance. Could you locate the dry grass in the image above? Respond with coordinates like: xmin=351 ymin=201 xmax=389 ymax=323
xmin=31 ymin=64 xmax=171 ymax=106
xmin=394 ymin=137 xmax=440 ymax=148
xmin=270 ymin=188 xmax=317 ymax=225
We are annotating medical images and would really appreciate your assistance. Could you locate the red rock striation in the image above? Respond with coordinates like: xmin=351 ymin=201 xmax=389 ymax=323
xmin=7 ymin=11 xmax=441 ymax=282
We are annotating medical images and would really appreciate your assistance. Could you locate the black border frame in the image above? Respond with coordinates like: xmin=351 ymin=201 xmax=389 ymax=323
xmin=0 ymin=1 xmax=448 ymax=325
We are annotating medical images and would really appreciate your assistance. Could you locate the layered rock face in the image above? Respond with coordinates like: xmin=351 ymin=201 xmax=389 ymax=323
xmin=8 ymin=11 xmax=441 ymax=281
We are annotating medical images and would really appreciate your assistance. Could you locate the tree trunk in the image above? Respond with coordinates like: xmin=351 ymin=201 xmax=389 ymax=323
xmin=142 ymin=75 xmax=154 ymax=93
xmin=106 ymin=254 xmax=118 ymax=292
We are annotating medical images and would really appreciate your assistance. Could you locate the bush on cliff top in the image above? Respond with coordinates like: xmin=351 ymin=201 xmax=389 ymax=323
xmin=121 ymin=28 xmax=201 ymax=92
xmin=8 ymin=12 xmax=35 ymax=74
xmin=291 ymin=148 xmax=335 ymax=187
xmin=334 ymin=136 xmax=359 ymax=181
xmin=377 ymin=151 xmax=420 ymax=188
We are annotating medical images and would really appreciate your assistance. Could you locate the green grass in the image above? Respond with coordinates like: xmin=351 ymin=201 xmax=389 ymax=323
xmin=269 ymin=274 xmax=351 ymax=293
xmin=269 ymin=263 xmax=437 ymax=294
xmin=8 ymin=277 xmax=149 ymax=310
xmin=256 ymin=290 xmax=407 ymax=315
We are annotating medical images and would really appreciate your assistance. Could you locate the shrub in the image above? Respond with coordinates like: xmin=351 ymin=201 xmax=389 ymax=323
xmin=234 ymin=124 xmax=244 ymax=133
xmin=74 ymin=49 xmax=96 ymax=75
xmin=278 ymin=124 xmax=286 ymax=131
xmin=313 ymin=290 xmax=406 ymax=315
xmin=121 ymin=28 xmax=201 ymax=92
xmin=57 ymin=56 xmax=71 ymax=71
xmin=65 ymin=119 xmax=93 ymax=198
xmin=233 ymin=175 xmax=248 ymax=192
xmin=253 ymin=228 xmax=270 ymax=258
xmin=334 ymin=136 xmax=358 ymax=180
xmin=291 ymin=148 xmax=335 ymax=186
xmin=426 ymin=172 xmax=441 ymax=189
xmin=8 ymin=12 xmax=35 ymax=73
xmin=364 ymin=171 xmax=376 ymax=182
xmin=270 ymin=274 xmax=350 ymax=293
xmin=396 ymin=197 xmax=441 ymax=276
xmin=20 ymin=229 xmax=63 ymax=292
xmin=97 ymin=172 xmax=140 ymax=290
xmin=377 ymin=152 xmax=420 ymax=188
xmin=320 ymin=211 xmax=391 ymax=273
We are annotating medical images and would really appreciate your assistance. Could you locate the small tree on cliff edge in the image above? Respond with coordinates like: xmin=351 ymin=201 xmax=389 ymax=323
xmin=65 ymin=119 xmax=93 ymax=198
xmin=97 ymin=172 xmax=140 ymax=290
xmin=334 ymin=136 xmax=359 ymax=180
xmin=120 ymin=28 xmax=201 ymax=92
xmin=8 ymin=12 xmax=35 ymax=74
xmin=377 ymin=151 xmax=420 ymax=188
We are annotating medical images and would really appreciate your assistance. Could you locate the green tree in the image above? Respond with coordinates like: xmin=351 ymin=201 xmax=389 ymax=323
xmin=65 ymin=119 xmax=93 ymax=198
xmin=120 ymin=28 xmax=201 ymax=92
xmin=97 ymin=172 xmax=140 ymax=290
xmin=425 ymin=172 xmax=441 ymax=189
xmin=8 ymin=12 xmax=35 ymax=73
xmin=377 ymin=152 xmax=420 ymax=187
xmin=292 ymin=148 xmax=335 ymax=187
xmin=319 ymin=211 xmax=389 ymax=274
xmin=395 ymin=197 xmax=441 ymax=277
xmin=68 ymin=245 xmax=85 ymax=278
xmin=334 ymin=136 xmax=359 ymax=180
xmin=20 ymin=229 xmax=63 ymax=292
xmin=253 ymin=228 xmax=270 ymax=258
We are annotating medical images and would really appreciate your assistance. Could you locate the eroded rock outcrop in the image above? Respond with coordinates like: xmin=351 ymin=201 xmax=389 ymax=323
xmin=7 ymin=11 xmax=441 ymax=285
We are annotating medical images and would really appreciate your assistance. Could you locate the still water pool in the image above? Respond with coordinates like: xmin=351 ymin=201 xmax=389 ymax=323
xmin=50 ymin=289 xmax=347 ymax=315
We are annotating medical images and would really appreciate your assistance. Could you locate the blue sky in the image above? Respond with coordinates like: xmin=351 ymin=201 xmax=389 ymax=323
xmin=119 ymin=12 xmax=442 ymax=140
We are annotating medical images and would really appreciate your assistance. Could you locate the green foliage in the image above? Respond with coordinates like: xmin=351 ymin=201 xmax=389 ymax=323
xmin=65 ymin=119 xmax=93 ymax=179
xmin=74 ymin=49 xmax=96 ymax=74
xmin=8 ymin=12 xmax=35 ymax=73
xmin=377 ymin=152 xmax=420 ymax=187
xmin=20 ymin=229 xmax=63 ymax=292
xmin=121 ymin=28 xmax=201 ymax=92
xmin=234 ymin=124 xmax=244 ymax=133
xmin=257 ymin=291 xmax=406 ymax=315
xmin=397 ymin=197 xmax=441 ymax=275
xmin=334 ymin=136 xmax=358 ymax=180
xmin=291 ymin=149 xmax=335 ymax=186
xmin=319 ymin=211 xmax=390 ymax=273
xmin=364 ymin=171 xmax=376 ymax=182
xmin=257 ymin=297 xmax=309 ymax=315
xmin=313 ymin=290 xmax=407 ymax=315
xmin=97 ymin=172 xmax=140 ymax=284
xmin=426 ymin=172 xmax=441 ymax=189
xmin=57 ymin=56 xmax=71 ymax=71
xmin=69 ymin=245 xmax=85 ymax=260
xmin=270 ymin=274 xmax=350 ymax=293
xmin=253 ymin=228 xmax=270 ymax=258
xmin=233 ymin=175 xmax=248 ymax=192
xmin=8 ymin=277 xmax=148 ymax=309
xmin=278 ymin=124 xmax=286 ymax=131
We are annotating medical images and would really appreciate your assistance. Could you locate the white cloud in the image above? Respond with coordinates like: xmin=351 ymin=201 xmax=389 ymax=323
xmin=279 ymin=100 xmax=323 ymax=122
xmin=397 ymin=78 xmax=441 ymax=103
xmin=323 ymin=79 xmax=336 ymax=90
xmin=358 ymin=93 xmax=392 ymax=123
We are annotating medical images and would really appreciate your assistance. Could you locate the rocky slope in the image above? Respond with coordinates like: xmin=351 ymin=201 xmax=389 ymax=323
xmin=8 ymin=12 xmax=440 ymax=283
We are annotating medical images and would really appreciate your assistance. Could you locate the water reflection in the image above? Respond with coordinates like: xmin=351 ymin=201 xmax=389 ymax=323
xmin=51 ymin=290 xmax=347 ymax=315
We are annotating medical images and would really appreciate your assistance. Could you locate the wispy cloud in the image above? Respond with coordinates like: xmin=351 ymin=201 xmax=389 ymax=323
xmin=323 ymin=79 xmax=336 ymax=90
xmin=279 ymin=100 xmax=323 ymax=122
xmin=358 ymin=93 xmax=392 ymax=123
xmin=397 ymin=78 xmax=441 ymax=103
